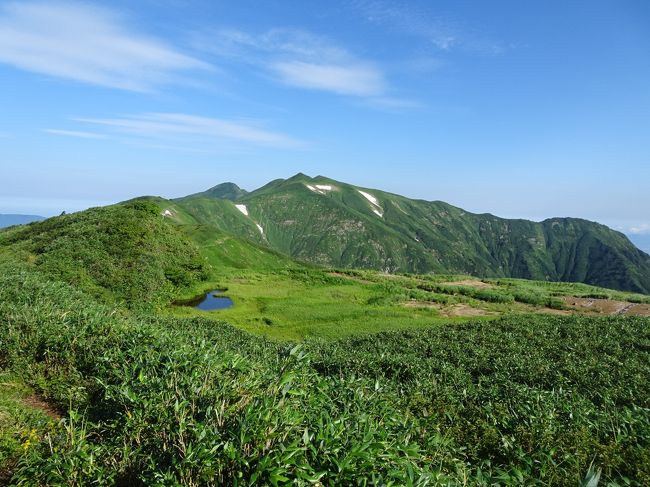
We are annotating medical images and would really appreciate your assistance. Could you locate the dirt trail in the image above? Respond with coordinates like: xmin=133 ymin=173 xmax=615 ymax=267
xmin=404 ymin=301 xmax=495 ymax=317
xmin=536 ymin=307 xmax=572 ymax=316
xmin=440 ymin=279 xmax=494 ymax=289
xmin=563 ymin=297 xmax=650 ymax=316
xmin=22 ymin=395 xmax=63 ymax=420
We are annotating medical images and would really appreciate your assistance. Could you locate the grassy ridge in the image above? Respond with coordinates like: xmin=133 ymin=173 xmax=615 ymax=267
xmin=0 ymin=201 xmax=209 ymax=307
xmin=1 ymin=261 xmax=649 ymax=484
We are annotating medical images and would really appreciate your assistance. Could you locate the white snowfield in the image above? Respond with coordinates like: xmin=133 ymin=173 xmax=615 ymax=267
xmin=235 ymin=204 xmax=248 ymax=216
xmin=358 ymin=190 xmax=383 ymax=218
xmin=162 ymin=209 xmax=173 ymax=217
xmin=306 ymin=184 xmax=335 ymax=195
xmin=256 ymin=224 xmax=264 ymax=234
xmin=357 ymin=190 xmax=379 ymax=206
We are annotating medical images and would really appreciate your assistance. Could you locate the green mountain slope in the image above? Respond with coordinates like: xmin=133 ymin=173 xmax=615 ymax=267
xmin=181 ymin=182 xmax=248 ymax=201
xmin=0 ymin=201 xmax=209 ymax=306
xmin=174 ymin=173 xmax=650 ymax=293
xmin=0 ymin=199 xmax=299 ymax=307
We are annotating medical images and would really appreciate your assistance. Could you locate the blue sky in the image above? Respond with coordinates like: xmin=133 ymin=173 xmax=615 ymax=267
xmin=1 ymin=0 xmax=649 ymax=239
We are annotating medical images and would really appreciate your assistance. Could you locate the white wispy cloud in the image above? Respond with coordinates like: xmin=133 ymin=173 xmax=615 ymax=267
xmin=629 ymin=223 xmax=650 ymax=235
xmin=271 ymin=61 xmax=385 ymax=97
xmin=0 ymin=1 xmax=210 ymax=91
xmin=362 ymin=96 xmax=422 ymax=111
xmin=76 ymin=112 xmax=303 ymax=148
xmin=351 ymin=0 xmax=503 ymax=55
xmin=196 ymin=27 xmax=411 ymax=104
xmin=44 ymin=129 xmax=107 ymax=139
xmin=204 ymin=28 xmax=349 ymax=63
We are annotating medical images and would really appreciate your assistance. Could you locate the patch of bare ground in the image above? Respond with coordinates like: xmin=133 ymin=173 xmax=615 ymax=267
xmin=562 ymin=297 xmax=650 ymax=316
xmin=440 ymin=279 xmax=494 ymax=289
xmin=404 ymin=300 xmax=439 ymax=309
xmin=535 ymin=307 xmax=572 ymax=316
xmin=404 ymin=301 xmax=496 ymax=317
xmin=22 ymin=395 xmax=63 ymax=420
xmin=444 ymin=304 xmax=496 ymax=317
xmin=624 ymin=303 xmax=650 ymax=316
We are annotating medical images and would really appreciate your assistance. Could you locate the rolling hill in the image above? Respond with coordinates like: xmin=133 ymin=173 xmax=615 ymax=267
xmin=171 ymin=173 xmax=650 ymax=294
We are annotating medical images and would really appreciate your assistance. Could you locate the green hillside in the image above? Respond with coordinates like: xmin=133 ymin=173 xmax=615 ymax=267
xmin=0 ymin=201 xmax=649 ymax=484
xmin=173 ymin=173 xmax=650 ymax=293
xmin=0 ymin=201 xmax=209 ymax=307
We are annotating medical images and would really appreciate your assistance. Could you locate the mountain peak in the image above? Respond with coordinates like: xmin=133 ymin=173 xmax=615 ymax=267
xmin=205 ymin=182 xmax=246 ymax=200
xmin=286 ymin=172 xmax=312 ymax=182
xmin=176 ymin=182 xmax=248 ymax=202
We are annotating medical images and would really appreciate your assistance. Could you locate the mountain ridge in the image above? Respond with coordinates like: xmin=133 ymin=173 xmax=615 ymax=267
xmin=171 ymin=173 xmax=650 ymax=293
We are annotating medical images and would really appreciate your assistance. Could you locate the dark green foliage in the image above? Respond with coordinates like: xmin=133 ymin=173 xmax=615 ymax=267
xmin=310 ymin=316 xmax=650 ymax=485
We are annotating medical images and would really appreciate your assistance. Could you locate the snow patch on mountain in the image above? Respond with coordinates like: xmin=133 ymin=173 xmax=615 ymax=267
xmin=358 ymin=190 xmax=379 ymax=206
xmin=235 ymin=204 xmax=248 ymax=216
xmin=256 ymin=224 xmax=264 ymax=234
xmin=306 ymin=184 xmax=335 ymax=195
xmin=358 ymin=190 xmax=383 ymax=217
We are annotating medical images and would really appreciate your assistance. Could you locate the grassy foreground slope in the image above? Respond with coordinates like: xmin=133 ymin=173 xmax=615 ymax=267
xmin=0 ymin=203 xmax=649 ymax=484
xmin=174 ymin=173 xmax=650 ymax=294
xmin=1 ymin=261 xmax=649 ymax=485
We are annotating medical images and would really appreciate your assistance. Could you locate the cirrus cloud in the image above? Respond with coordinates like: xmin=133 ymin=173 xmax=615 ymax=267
xmin=0 ymin=1 xmax=211 ymax=92
xmin=195 ymin=27 xmax=414 ymax=106
xmin=44 ymin=129 xmax=107 ymax=139
xmin=76 ymin=112 xmax=304 ymax=149
xmin=271 ymin=61 xmax=385 ymax=97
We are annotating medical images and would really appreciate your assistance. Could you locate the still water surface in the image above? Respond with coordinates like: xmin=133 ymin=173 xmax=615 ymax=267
xmin=179 ymin=290 xmax=233 ymax=311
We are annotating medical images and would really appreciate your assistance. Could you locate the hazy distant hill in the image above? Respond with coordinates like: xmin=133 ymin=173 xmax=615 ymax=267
xmin=628 ymin=234 xmax=650 ymax=254
xmin=0 ymin=214 xmax=45 ymax=228
xmin=173 ymin=173 xmax=650 ymax=294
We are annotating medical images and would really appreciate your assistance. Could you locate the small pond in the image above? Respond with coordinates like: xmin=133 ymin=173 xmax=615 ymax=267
xmin=176 ymin=290 xmax=233 ymax=311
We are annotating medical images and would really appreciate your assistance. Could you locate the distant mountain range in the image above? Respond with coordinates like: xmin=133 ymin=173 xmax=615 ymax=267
xmin=0 ymin=214 xmax=45 ymax=228
xmin=145 ymin=173 xmax=650 ymax=294
xmin=3 ymin=176 xmax=649 ymax=294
